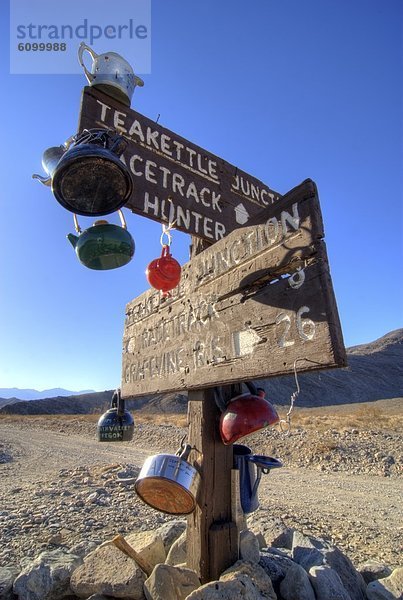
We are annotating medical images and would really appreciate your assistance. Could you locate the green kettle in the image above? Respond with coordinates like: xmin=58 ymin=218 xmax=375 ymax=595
xmin=67 ymin=210 xmax=135 ymax=270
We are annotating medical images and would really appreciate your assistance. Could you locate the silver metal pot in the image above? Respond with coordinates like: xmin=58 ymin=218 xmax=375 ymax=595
xmin=135 ymin=444 xmax=200 ymax=515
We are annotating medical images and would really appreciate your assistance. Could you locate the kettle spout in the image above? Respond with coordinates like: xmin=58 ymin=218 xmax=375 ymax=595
xmin=67 ymin=233 xmax=79 ymax=248
xmin=32 ymin=173 xmax=51 ymax=186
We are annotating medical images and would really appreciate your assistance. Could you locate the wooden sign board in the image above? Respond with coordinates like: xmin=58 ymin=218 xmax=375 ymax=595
xmin=78 ymin=86 xmax=282 ymax=242
xmin=121 ymin=180 xmax=346 ymax=397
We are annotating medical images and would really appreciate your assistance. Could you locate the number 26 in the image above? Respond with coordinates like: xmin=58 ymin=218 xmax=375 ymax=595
xmin=276 ymin=306 xmax=316 ymax=348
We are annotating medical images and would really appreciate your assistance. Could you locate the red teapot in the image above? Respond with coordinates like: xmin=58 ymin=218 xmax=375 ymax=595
xmin=218 ymin=383 xmax=279 ymax=445
xmin=146 ymin=245 xmax=181 ymax=297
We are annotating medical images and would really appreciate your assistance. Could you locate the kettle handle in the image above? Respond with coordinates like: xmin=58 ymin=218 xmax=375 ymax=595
xmin=73 ymin=214 xmax=82 ymax=234
xmin=78 ymin=42 xmax=98 ymax=83
xmin=118 ymin=209 xmax=127 ymax=230
xmin=117 ymin=389 xmax=125 ymax=416
xmin=111 ymin=388 xmax=125 ymax=415
xmin=111 ymin=389 xmax=118 ymax=409
xmin=245 ymin=381 xmax=258 ymax=396
xmin=72 ymin=210 xmax=126 ymax=232
xmin=214 ymin=381 xmax=259 ymax=413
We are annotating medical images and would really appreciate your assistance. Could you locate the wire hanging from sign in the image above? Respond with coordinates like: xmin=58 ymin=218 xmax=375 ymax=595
xmin=278 ymin=358 xmax=325 ymax=436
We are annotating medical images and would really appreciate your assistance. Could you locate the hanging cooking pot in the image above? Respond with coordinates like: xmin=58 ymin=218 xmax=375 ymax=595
xmin=33 ymin=128 xmax=133 ymax=217
xmin=67 ymin=210 xmax=135 ymax=270
xmin=146 ymin=245 xmax=182 ymax=297
xmin=233 ymin=444 xmax=282 ymax=514
xmin=218 ymin=382 xmax=280 ymax=445
xmin=135 ymin=440 xmax=200 ymax=515
xmin=97 ymin=389 xmax=134 ymax=442
xmin=78 ymin=42 xmax=144 ymax=106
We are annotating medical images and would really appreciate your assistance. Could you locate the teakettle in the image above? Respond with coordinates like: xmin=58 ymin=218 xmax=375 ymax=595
xmin=33 ymin=128 xmax=133 ymax=217
xmin=218 ymin=382 xmax=279 ymax=445
xmin=97 ymin=389 xmax=134 ymax=442
xmin=32 ymin=145 xmax=67 ymax=186
xmin=67 ymin=210 xmax=134 ymax=270
xmin=146 ymin=245 xmax=182 ymax=297
xmin=78 ymin=42 xmax=144 ymax=106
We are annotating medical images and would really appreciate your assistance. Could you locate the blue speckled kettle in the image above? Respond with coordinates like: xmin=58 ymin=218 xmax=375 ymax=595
xmin=233 ymin=444 xmax=282 ymax=513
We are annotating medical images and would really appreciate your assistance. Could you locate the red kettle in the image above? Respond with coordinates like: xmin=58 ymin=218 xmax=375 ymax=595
xmin=218 ymin=382 xmax=279 ymax=445
xmin=146 ymin=245 xmax=181 ymax=297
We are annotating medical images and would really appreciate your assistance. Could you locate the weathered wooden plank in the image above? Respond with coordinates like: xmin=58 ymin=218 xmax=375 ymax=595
xmin=78 ymin=86 xmax=282 ymax=242
xmin=121 ymin=181 xmax=346 ymax=398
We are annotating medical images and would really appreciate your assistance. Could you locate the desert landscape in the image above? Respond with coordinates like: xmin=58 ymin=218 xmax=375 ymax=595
xmin=0 ymin=330 xmax=402 ymax=599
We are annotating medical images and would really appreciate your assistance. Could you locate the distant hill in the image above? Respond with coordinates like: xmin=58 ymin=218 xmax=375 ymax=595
xmin=0 ymin=387 xmax=95 ymax=402
xmin=256 ymin=329 xmax=403 ymax=407
xmin=0 ymin=389 xmax=188 ymax=416
xmin=0 ymin=397 xmax=25 ymax=410
xmin=0 ymin=330 xmax=401 ymax=415
xmin=0 ymin=390 xmax=113 ymax=415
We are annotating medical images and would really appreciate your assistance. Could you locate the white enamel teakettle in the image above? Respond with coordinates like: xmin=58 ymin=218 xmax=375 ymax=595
xmin=78 ymin=42 xmax=144 ymax=106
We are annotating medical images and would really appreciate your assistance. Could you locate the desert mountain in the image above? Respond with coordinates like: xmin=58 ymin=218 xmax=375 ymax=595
xmin=0 ymin=329 xmax=401 ymax=415
xmin=257 ymin=328 xmax=402 ymax=407
xmin=0 ymin=387 xmax=95 ymax=401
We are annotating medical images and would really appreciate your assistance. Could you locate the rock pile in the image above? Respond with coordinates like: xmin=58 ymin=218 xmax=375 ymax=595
xmin=1 ymin=520 xmax=401 ymax=600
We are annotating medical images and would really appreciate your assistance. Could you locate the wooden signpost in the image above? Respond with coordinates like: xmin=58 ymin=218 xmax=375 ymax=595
xmin=78 ymin=86 xmax=282 ymax=242
xmin=77 ymin=88 xmax=347 ymax=584
xmin=122 ymin=179 xmax=346 ymax=398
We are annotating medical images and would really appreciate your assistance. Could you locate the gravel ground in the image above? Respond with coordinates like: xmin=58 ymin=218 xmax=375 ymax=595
xmin=0 ymin=402 xmax=402 ymax=572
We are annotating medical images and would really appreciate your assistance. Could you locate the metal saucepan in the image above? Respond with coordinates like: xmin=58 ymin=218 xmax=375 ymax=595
xmin=135 ymin=442 xmax=200 ymax=515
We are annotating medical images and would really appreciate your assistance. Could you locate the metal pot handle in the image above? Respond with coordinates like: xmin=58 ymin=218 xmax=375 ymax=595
xmin=78 ymin=42 xmax=98 ymax=83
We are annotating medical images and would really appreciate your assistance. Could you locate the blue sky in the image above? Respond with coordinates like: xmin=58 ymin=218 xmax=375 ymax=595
xmin=0 ymin=0 xmax=402 ymax=392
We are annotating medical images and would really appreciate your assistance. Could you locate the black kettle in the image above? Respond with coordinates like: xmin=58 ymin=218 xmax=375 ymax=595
xmin=97 ymin=388 xmax=134 ymax=442
xmin=33 ymin=128 xmax=133 ymax=217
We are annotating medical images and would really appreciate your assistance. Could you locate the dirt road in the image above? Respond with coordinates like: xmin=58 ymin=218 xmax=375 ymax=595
xmin=0 ymin=420 xmax=402 ymax=569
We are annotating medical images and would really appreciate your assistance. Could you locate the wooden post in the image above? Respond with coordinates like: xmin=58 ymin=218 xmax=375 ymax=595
xmin=186 ymin=387 xmax=240 ymax=582
xmin=185 ymin=237 xmax=240 ymax=582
